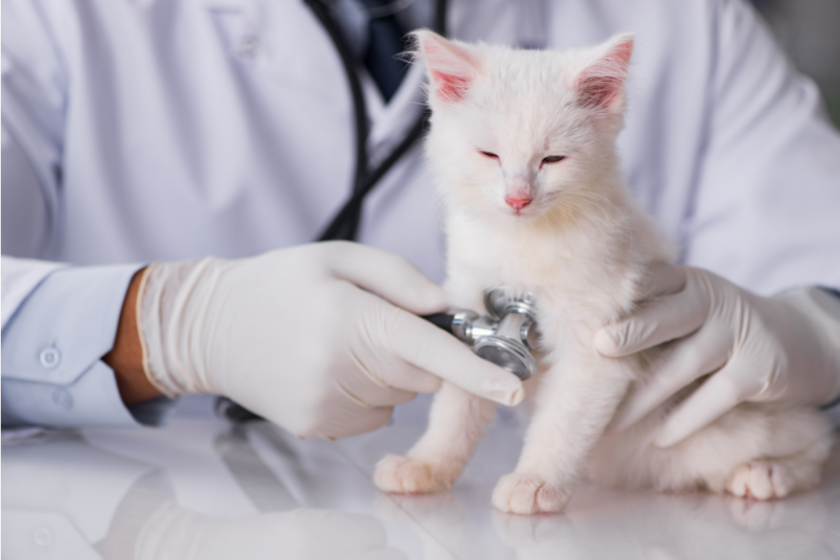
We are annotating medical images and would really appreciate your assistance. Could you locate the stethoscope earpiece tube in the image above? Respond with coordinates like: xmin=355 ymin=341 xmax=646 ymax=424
xmin=423 ymin=312 xmax=455 ymax=332
xmin=307 ymin=0 xmax=448 ymax=242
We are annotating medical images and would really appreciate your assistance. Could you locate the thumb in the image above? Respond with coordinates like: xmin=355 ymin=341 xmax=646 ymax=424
xmin=595 ymin=270 xmax=711 ymax=357
xmin=383 ymin=306 xmax=525 ymax=406
xmin=322 ymin=241 xmax=447 ymax=315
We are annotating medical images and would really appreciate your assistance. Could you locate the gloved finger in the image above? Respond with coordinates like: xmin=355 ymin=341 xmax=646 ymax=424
xmin=338 ymin=379 xmax=419 ymax=408
xmin=343 ymin=306 xmax=444 ymax=397
xmin=384 ymin=306 xmax=524 ymax=406
xmin=322 ymin=241 xmax=448 ymax=315
xmin=595 ymin=269 xmax=712 ymax=357
xmin=335 ymin=346 xmax=439 ymax=406
xmin=373 ymin=358 xmax=444 ymax=394
xmin=314 ymin=404 xmax=395 ymax=440
xmin=654 ymin=357 xmax=760 ymax=447
xmin=611 ymin=325 xmax=730 ymax=431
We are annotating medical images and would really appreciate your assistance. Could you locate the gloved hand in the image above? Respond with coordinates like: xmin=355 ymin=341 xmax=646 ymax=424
xmin=138 ymin=242 xmax=524 ymax=440
xmin=595 ymin=263 xmax=840 ymax=447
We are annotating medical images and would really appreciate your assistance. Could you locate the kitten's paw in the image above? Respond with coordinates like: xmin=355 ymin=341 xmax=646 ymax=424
xmin=374 ymin=455 xmax=456 ymax=494
xmin=492 ymin=473 xmax=572 ymax=515
xmin=726 ymin=461 xmax=792 ymax=501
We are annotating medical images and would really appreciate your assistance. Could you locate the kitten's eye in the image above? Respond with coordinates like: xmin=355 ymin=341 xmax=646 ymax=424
xmin=479 ymin=151 xmax=500 ymax=160
xmin=542 ymin=155 xmax=566 ymax=164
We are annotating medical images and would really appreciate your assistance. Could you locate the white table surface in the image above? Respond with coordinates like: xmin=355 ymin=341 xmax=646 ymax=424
xmin=4 ymin=395 xmax=840 ymax=560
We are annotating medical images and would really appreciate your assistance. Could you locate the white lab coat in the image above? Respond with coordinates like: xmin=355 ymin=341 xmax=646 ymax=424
xmin=3 ymin=0 xmax=840 ymax=427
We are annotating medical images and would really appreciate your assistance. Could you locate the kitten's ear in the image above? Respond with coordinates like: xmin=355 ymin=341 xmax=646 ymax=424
xmin=575 ymin=33 xmax=634 ymax=111
xmin=412 ymin=30 xmax=482 ymax=103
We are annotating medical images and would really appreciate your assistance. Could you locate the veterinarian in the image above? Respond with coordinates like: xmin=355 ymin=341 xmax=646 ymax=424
xmin=3 ymin=0 xmax=840 ymax=441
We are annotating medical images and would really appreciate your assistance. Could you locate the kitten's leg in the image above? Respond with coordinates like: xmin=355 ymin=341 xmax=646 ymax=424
xmin=374 ymin=381 xmax=496 ymax=493
xmin=652 ymin=406 xmax=836 ymax=501
xmin=722 ymin=423 xmax=832 ymax=501
xmin=374 ymin=280 xmax=495 ymax=494
xmin=596 ymin=402 xmax=834 ymax=501
xmin=492 ymin=345 xmax=632 ymax=514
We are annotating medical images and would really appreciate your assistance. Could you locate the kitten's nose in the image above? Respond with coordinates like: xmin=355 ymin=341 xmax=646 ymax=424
xmin=505 ymin=195 xmax=532 ymax=210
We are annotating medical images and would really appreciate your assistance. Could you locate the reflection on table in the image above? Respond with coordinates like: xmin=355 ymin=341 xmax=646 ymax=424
xmin=3 ymin=401 xmax=839 ymax=560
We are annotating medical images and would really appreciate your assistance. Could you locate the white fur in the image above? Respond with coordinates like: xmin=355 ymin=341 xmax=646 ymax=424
xmin=374 ymin=32 xmax=833 ymax=514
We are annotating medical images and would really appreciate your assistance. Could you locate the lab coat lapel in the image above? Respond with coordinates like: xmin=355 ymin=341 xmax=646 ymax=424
xmin=365 ymin=63 xmax=427 ymax=168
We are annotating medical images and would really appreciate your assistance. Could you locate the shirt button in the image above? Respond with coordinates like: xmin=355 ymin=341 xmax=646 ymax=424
xmin=53 ymin=389 xmax=73 ymax=410
xmin=39 ymin=348 xmax=60 ymax=369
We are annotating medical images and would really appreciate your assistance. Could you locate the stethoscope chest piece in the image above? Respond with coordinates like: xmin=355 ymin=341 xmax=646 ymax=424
xmin=474 ymin=288 xmax=539 ymax=381
xmin=439 ymin=287 xmax=540 ymax=381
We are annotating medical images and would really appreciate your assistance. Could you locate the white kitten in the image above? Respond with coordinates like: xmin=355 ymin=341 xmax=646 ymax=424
xmin=374 ymin=31 xmax=833 ymax=514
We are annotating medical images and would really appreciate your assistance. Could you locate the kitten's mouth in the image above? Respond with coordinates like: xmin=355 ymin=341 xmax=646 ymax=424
xmin=503 ymin=197 xmax=544 ymax=217
xmin=505 ymin=204 xmax=538 ymax=218
xmin=501 ymin=193 xmax=557 ymax=219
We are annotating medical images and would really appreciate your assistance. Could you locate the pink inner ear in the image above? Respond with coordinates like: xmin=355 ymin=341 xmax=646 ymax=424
xmin=430 ymin=70 xmax=471 ymax=102
xmin=576 ymin=38 xmax=633 ymax=110
xmin=577 ymin=74 xmax=623 ymax=109
xmin=419 ymin=35 xmax=478 ymax=103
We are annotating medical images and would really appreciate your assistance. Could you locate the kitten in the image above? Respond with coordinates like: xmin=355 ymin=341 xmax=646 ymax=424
xmin=374 ymin=31 xmax=834 ymax=514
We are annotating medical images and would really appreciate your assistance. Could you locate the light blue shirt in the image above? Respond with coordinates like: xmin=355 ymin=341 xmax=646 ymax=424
xmin=1 ymin=264 xmax=176 ymax=427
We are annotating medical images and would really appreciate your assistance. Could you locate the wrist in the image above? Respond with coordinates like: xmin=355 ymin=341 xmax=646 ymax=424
xmin=774 ymin=286 xmax=840 ymax=406
xmin=103 ymin=267 xmax=163 ymax=405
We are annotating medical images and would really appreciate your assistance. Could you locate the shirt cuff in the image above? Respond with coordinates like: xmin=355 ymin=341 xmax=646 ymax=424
xmin=1 ymin=264 xmax=176 ymax=428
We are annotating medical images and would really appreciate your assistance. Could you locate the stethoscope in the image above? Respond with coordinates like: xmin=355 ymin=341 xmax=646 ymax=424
xmin=217 ymin=0 xmax=540 ymax=423
xmin=306 ymin=0 xmax=448 ymax=241
xmin=425 ymin=287 xmax=540 ymax=381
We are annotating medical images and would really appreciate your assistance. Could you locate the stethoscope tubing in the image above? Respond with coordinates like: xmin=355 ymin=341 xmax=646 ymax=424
xmin=307 ymin=0 xmax=448 ymax=241
xmin=217 ymin=0 xmax=449 ymax=423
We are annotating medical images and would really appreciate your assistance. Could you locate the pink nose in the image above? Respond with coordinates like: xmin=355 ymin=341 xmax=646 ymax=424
xmin=505 ymin=195 xmax=532 ymax=210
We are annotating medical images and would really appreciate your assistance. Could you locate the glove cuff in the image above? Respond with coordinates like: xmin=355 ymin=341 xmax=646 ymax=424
xmin=137 ymin=258 xmax=225 ymax=396
xmin=135 ymin=263 xmax=176 ymax=398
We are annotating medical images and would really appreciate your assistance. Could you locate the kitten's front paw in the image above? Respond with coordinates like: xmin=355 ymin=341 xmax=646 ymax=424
xmin=492 ymin=473 xmax=572 ymax=514
xmin=726 ymin=461 xmax=792 ymax=500
xmin=374 ymin=455 xmax=457 ymax=494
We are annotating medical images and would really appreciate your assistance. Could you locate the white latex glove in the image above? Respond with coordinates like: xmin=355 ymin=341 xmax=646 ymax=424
xmin=137 ymin=242 xmax=524 ymax=440
xmin=595 ymin=264 xmax=840 ymax=447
